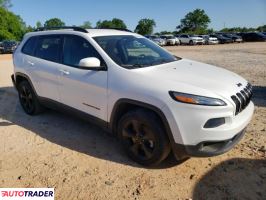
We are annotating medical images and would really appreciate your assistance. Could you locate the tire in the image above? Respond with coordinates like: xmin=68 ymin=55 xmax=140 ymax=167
xmin=118 ymin=109 xmax=171 ymax=166
xmin=18 ymin=81 xmax=44 ymax=115
xmin=189 ymin=40 xmax=193 ymax=45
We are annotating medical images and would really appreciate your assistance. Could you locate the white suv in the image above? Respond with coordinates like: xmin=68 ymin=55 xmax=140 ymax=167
xmin=12 ymin=27 xmax=254 ymax=166
xmin=160 ymin=35 xmax=178 ymax=46
xmin=179 ymin=34 xmax=204 ymax=45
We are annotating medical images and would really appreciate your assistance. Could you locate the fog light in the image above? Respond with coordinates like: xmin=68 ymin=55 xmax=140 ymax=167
xmin=204 ymin=118 xmax=225 ymax=128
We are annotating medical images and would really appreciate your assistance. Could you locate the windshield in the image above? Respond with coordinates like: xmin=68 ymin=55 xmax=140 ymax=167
xmin=166 ymin=36 xmax=175 ymax=39
xmin=149 ymin=36 xmax=158 ymax=39
xmin=3 ymin=41 xmax=17 ymax=46
xmin=93 ymin=35 xmax=179 ymax=69
xmin=256 ymin=32 xmax=266 ymax=37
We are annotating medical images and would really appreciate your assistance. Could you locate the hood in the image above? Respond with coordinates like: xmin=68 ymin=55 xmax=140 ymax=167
xmin=232 ymin=35 xmax=242 ymax=39
xmin=166 ymin=38 xmax=176 ymax=41
xmin=153 ymin=38 xmax=162 ymax=42
xmin=214 ymin=35 xmax=229 ymax=40
xmin=135 ymin=59 xmax=247 ymax=100
xmin=209 ymin=37 xmax=218 ymax=40
xmin=191 ymin=36 xmax=203 ymax=40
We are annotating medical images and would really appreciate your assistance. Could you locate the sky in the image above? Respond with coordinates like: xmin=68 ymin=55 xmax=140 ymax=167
xmin=10 ymin=0 xmax=266 ymax=32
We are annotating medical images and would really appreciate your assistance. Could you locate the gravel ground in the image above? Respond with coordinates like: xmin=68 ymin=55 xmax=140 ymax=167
xmin=0 ymin=42 xmax=265 ymax=200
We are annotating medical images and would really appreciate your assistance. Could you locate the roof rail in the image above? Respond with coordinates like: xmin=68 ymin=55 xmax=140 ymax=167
xmin=95 ymin=28 xmax=132 ymax=32
xmin=34 ymin=26 xmax=88 ymax=33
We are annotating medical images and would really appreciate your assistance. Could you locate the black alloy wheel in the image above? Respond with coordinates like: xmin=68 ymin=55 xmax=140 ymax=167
xmin=118 ymin=109 xmax=170 ymax=166
xmin=122 ymin=119 xmax=156 ymax=160
xmin=18 ymin=81 xmax=43 ymax=115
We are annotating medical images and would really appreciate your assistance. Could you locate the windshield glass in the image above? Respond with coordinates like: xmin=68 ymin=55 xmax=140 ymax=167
xmin=256 ymin=32 xmax=266 ymax=37
xmin=149 ymin=36 xmax=158 ymax=39
xmin=93 ymin=35 xmax=179 ymax=69
xmin=3 ymin=41 xmax=17 ymax=46
xmin=166 ymin=36 xmax=175 ymax=39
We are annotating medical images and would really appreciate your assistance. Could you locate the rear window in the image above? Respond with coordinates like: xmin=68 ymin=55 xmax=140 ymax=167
xmin=35 ymin=35 xmax=62 ymax=62
xmin=22 ymin=37 xmax=37 ymax=56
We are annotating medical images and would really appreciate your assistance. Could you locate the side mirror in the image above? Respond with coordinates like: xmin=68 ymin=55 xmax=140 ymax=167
xmin=79 ymin=57 xmax=101 ymax=69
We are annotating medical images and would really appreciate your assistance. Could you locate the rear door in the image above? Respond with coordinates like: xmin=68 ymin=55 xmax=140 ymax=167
xmin=31 ymin=35 xmax=63 ymax=101
xmin=180 ymin=35 xmax=189 ymax=43
xmin=57 ymin=35 xmax=108 ymax=120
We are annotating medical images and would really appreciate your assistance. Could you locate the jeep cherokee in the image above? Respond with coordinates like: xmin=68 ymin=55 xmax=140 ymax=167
xmin=12 ymin=27 xmax=254 ymax=166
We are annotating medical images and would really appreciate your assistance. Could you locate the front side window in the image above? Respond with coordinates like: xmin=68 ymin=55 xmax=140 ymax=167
xmin=63 ymin=35 xmax=104 ymax=67
xmin=35 ymin=35 xmax=62 ymax=62
xmin=93 ymin=35 xmax=179 ymax=69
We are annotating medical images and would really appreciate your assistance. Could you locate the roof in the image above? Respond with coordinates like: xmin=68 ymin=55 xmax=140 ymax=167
xmin=85 ymin=29 xmax=137 ymax=37
xmin=24 ymin=28 xmax=138 ymax=38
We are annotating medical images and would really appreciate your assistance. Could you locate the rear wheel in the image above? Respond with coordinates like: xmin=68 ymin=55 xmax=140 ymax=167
xmin=18 ymin=81 xmax=43 ymax=115
xmin=118 ymin=109 xmax=171 ymax=166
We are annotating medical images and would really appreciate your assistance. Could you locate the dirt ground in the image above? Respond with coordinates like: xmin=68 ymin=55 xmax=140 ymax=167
xmin=0 ymin=42 xmax=265 ymax=200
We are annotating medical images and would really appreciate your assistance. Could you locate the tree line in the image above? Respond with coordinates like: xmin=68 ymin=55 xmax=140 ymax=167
xmin=0 ymin=0 xmax=265 ymax=41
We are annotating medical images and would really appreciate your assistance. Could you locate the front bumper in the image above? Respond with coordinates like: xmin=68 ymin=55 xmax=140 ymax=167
xmin=4 ymin=48 xmax=15 ymax=53
xmin=194 ymin=41 xmax=204 ymax=44
xmin=167 ymin=40 xmax=176 ymax=45
xmin=235 ymin=38 xmax=243 ymax=42
xmin=163 ymin=98 xmax=254 ymax=145
xmin=162 ymin=97 xmax=254 ymax=159
xmin=208 ymin=40 xmax=219 ymax=44
xmin=172 ymin=128 xmax=246 ymax=159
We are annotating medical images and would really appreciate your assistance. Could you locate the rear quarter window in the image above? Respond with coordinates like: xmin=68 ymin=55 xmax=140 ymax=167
xmin=21 ymin=37 xmax=38 ymax=56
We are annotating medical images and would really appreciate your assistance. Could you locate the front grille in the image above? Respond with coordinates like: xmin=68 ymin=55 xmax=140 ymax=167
xmin=231 ymin=83 xmax=252 ymax=115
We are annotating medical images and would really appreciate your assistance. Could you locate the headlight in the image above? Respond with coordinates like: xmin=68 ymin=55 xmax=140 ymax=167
xmin=169 ymin=91 xmax=226 ymax=106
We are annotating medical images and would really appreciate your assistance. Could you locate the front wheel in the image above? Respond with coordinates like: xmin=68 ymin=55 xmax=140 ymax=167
xmin=118 ymin=109 xmax=171 ymax=166
xmin=189 ymin=40 xmax=194 ymax=45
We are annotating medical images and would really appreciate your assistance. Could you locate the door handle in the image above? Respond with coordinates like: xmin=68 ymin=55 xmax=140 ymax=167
xmin=59 ymin=69 xmax=70 ymax=75
xmin=27 ymin=61 xmax=35 ymax=66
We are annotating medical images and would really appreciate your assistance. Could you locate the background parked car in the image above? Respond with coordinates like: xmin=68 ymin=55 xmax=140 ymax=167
xmin=196 ymin=35 xmax=207 ymax=44
xmin=210 ymin=34 xmax=233 ymax=44
xmin=146 ymin=35 xmax=166 ymax=46
xmin=221 ymin=33 xmax=243 ymax=43
xmin=178 ymin=34 xmax=204 ymax=45
xmin=0 ymin=41 xmax=4 ymax=54
xmin=241 ymin=32 xmax=266 ymax=42
xmin=200 ymin=35 xmax=219 ymax=44
xmin=160 ymin=35 xmax=177 ymax=46
xmin=1 ymin=40 xmax=18 ymax=53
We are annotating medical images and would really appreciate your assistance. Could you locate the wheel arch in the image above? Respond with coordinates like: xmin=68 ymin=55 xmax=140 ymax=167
xmin=14 ymin=72 xmax=38 ymax=96
xmin=109 ymin=99 xmax=176 ymax=147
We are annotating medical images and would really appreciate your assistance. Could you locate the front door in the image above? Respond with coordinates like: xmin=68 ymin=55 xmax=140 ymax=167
xmin=58 ymin=35 xmax=108 ymax=121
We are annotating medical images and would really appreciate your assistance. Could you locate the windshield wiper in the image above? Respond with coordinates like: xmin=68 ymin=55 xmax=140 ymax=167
xmin=151 ymin=58 xmax=168 ymax=65
xmin=122 ymin=64 xmax=148 ymax=69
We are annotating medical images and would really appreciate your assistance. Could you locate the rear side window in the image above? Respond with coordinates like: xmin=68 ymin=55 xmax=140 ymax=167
xmin=35 ymin=35 xmax=62 ymax=62
xmin=22 ymin=37 xmax=37 ymax=56
xmin=63 ymin=35 xmax=104 ymax=67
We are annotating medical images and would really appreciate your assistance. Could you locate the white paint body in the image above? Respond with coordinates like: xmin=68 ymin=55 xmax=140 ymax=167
xmin=13 ymin=29 xmax=254 ymax=146
xmin=179 ymin=34 xmax=204 ymax=44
